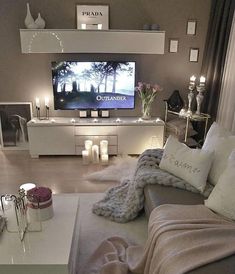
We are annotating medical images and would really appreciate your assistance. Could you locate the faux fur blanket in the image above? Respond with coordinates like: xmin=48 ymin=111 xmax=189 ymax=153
xmin=93 ymin=149 xmax=213 ymax=223
xmin=85 ymin=204 xmax=235 ymax=274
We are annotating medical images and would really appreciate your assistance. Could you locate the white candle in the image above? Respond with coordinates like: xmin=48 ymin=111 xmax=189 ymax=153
xmin=200 ymin=76 xmax=206 ymax=85
xmin=45 ymin=97 xmax=49 ymax=108
xmin=100 ymin=140 xmax=108 ymax=155
xmin=97 ymin=24 xmax=103 ymax=30
xmin=82 ymin=150 xmax=89 ymax=165
xmin=35 ymin=97 xmax=40 ymax=108
xmin=101 ymin=154 xmax=109 ymax=165
xmin=92 ymin=145 xmax=99 ymax=163
xmin=85 ymin=140 xmax=93 ymax=160
xmin=116 ymin=118 xmax=121 ymax=123
xmin=190 ymin=75 xmax=196 ymax=82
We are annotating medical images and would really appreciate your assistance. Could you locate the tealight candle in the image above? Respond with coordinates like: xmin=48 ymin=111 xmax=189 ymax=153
xmin=199 ymin=76 xmax=206 ymax=85
xmin=20 ymin=183 xmax=36 ymax=194
xmin=190 ymin=75 xmax=196 ymax=82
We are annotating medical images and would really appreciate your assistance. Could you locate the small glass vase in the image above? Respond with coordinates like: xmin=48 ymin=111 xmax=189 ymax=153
xmin=141 ymin=101 xmax=152 ymax=120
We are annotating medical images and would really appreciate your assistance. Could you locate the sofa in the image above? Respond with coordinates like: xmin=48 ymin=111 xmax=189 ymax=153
xmin=143 ymin=123 xmax=235 ymax=274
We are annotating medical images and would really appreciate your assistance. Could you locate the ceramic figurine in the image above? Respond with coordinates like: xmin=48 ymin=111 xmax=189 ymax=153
xmin=35 ymin=13 xmax=46 ymax=29
xmin=24 ymin=3 xmax=35 ymax=28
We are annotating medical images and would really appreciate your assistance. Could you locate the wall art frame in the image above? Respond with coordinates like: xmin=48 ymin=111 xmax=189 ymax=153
xmin=0 ymin=102 xmax=32 ymax=149
xmin=76 ymin=5 xmax=109 ymax=30
xmin=169 ymin=39 xmax=179 ymax=53
xmin=187 ymin=19 xmax=197 ymax=35
xmin=189 ymin=48 xmax=199 ymax=62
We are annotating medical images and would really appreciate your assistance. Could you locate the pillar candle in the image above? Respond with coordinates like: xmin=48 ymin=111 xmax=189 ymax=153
xmin=101 ymin=154 xmax=109 ymax=165
xmin=91 ymin=145 xmax=99 ymax=163
xmin=82 ymin=150 xmax=89 ymax=165
xmin=85 ymin=140 xmax=93 ymax=159
xmin=100 ymin=140 xmax=108 ymax=155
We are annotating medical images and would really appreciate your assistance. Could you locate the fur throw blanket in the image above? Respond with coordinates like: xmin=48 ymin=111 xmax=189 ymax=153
xmin=92 ymin=149 xmax=213 ymax=223
xmin=85 ymin=204 xmax=235 ymax=274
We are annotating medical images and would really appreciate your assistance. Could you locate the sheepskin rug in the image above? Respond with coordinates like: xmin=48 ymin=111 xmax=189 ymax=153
xmin=84 ymin=155 xmax=138 ymax=182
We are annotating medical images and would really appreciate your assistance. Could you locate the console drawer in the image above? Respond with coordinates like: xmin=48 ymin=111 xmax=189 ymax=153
xmin=75 ymin=135 xmax=117 ymax=146
xmin=75 ymin=126 xmax=117 ymax=136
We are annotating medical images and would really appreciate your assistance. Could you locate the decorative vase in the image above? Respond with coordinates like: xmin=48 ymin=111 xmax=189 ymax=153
xmin=35 ymin=13 xmax=46 ymax=29
xmin=141 ymin=101 xmax=152 ymax=120
xmin=24 ymin=3 xmax=35 ymax=28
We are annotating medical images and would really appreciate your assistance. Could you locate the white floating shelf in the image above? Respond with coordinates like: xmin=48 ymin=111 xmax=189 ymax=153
xmin=20 ymin=29 xmax=165 ymax=54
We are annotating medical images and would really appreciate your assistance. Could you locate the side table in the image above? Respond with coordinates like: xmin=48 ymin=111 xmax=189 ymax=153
xmin=164 ymin=102 xmax=211 ymax=143
xmin=0 ymin=194 xmax=80 ymax=274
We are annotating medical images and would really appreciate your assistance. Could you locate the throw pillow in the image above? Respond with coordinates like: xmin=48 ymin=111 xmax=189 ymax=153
xmin=202 ymin=122 xmax=235 ymax=185
xmin=205 ymin=150 xmax=235 ymax=220
xmin=159 ymin=136 xmax=214 ymax=192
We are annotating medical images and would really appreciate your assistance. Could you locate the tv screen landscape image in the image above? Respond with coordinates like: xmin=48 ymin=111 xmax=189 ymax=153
xmin=52 ymin=61 xmax=136 ymax=110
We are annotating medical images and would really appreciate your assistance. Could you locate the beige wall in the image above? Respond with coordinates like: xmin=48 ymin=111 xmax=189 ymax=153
xmin=0 ymin=0 xmax=211 ymax=118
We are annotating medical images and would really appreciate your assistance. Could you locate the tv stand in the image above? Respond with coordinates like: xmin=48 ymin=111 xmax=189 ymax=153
xmin=27 ymin=117 xmax=165 ymax=158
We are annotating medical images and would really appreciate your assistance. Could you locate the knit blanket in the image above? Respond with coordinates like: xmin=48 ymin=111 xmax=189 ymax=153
xmin=85 ymin=204 xmax=235 ymax=274
xmin=92 ymin=149 xmax=213 ymax=223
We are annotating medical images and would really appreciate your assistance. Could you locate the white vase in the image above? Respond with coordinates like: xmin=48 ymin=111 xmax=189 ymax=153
xmin=24 ymin=3 xmax=35 ymax=28
xmin=35 ymin=13 xmax=46 ymax=29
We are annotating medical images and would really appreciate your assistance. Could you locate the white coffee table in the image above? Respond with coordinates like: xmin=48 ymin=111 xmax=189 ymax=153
xmin=0 ymin=194 xmax=80 ymax=274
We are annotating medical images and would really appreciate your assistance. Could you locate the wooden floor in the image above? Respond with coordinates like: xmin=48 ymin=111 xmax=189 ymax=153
xmin=0 ymin=150 xmax=117 ymax=194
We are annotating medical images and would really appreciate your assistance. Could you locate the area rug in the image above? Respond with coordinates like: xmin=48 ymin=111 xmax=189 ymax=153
xmin=76 ymin=193 xmax=148 ymax=274
xmin=83 ymin=155 xmax=138 ymax=182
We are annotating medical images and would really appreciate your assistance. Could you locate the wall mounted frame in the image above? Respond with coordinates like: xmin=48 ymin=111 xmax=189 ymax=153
xmin=76 ymin=5 xmax=109 ymax=30
xmin=189 ymin=48 xmax=199 ymax=62
xmin=187 ymin=20 xmax=197 ymax=35
xmin=0 ymin=102 xmax=32 ymax=150
xmin=169 ymin=39 xmax=179 ymax=53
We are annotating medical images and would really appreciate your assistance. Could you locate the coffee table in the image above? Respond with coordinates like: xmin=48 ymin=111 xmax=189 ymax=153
xmin=0 ymin=194 xmax=80 ymax=274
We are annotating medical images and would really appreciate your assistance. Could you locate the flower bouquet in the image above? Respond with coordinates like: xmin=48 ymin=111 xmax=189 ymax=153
xmin=135 ymin=82 xmax=162 ymax=119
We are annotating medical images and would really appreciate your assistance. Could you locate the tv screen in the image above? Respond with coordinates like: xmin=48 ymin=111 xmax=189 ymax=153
xmin=52 ymin=61 xmax=136 ymax=110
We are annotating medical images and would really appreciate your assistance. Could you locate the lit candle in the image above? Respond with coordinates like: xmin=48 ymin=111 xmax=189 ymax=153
xmin=138 ymin=118 xmax=143 ymax=122
xmin=200 ymin=76 xmax=206 ymax=85
xmin=101 ymin=154 xmax=109 ymax=165
xmin=97 ymin=24 xmax=103 ymax=30
xmin=82 ymin=150 xmax=89 ymax=165
xmin=70 ymin=118 xmax=75 ymax=123
xmin=91 ymin=145 xmax=99 ymax=163
xmin=35 ymin=97 xmax=40 ymax=108
xmin=190 ymin=75 xmax=196 ymax=82
xmin=45 ymin=97 xmax=49 ymax=108
xmin=100 ymin=140 xmax=108 ymax=155
xmin=85 ymin=140 xmax=93 ymax=160
xmin=116 ymin=118 xmax=121 ymax=123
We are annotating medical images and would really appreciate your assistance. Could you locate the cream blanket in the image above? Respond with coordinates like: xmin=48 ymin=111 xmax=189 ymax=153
xmin=84 ymin=204 xmax=235 ymax=274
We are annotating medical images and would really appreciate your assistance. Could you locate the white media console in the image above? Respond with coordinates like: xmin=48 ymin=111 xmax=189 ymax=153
xmin=27 ymin=117 xmax=165 ymax=158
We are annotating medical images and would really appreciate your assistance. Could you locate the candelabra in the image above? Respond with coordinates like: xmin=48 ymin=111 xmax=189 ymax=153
xmin=187 ymin=77 xmax=196 ymax=115
xmin=196 ymin=84 xmax=206 ymax=115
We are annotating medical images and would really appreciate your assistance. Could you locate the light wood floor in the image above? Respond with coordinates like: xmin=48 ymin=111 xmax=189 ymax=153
xmin=0 ymin=150 xmax=118 ymax=194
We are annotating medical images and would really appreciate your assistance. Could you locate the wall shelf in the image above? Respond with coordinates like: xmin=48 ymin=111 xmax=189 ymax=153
xmin=20 ymin=29 xmax=165 ymax=54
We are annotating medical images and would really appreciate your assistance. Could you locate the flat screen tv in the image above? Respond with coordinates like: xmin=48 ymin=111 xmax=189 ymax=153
xmin=51 ymin=61 xmax=136 ymax=110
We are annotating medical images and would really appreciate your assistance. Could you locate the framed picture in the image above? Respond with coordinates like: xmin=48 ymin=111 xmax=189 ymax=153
xmin=100 ymin=110 xmax=109 ymax=118
xmin=91 ymin=110 xmax=99 ymax=118
xmin=0 ymin=102 xmax=32 ymax=149
xmin=79 ymin=110 xmax=88 ymax=118
xmin=187 ymin=20 xmax=197 ymax=35
xmin=76 ymin=5 xmax=109 ymax=30
xmin=189 ymin=48 xmax=199 ymax=62
xmin=169 ymin=39 xmax=179 ymax=53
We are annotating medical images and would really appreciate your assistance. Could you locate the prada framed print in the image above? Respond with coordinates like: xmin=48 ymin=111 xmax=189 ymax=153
xmin=76 ymin=5 xmax=109 ymax=30
xmin=189 ymin=48 xmax=199 ymax=62
xmin=169 ymin=39 xmax=179 ymax=53
xmin=187 ymin=20 xmax=197 ymax=35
